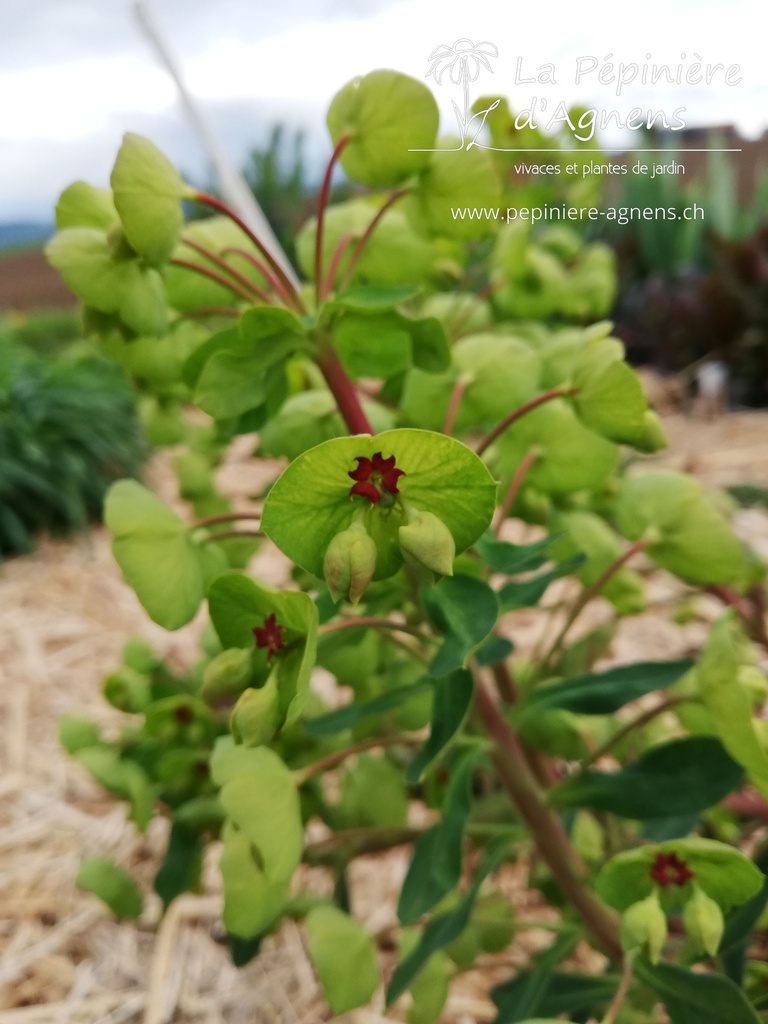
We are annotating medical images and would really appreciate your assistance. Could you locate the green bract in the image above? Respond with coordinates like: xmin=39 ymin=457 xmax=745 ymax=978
xmin=327 ymin=70 xmax=439 ymax=186
xmin=110 ymin=133 xmax=188 ymax=266
xmin=261 ymin=430 xmax=496 ymax=582
xmin=305 ymin=906 xmax=379 ymax=1013
xmin=596 ymin=839 xmax=763 ymax=913
xmin=207 ymin=574 xmax=318 ymax=729
xmin=614 ymin=472 xmax=749 ymax=585
xmin=104 ymin=480 xmax=227 ymax=630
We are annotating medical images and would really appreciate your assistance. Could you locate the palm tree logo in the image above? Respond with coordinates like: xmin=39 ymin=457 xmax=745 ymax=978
xmin=426 ymin=39 xmax=499 ymax=148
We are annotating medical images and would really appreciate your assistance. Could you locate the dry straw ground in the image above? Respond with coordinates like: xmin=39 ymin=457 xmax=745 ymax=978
xmin=1 ymin=411 xmax=768 ymax=1024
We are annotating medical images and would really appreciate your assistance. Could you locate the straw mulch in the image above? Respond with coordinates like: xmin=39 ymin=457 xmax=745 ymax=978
xmin=2 ymin=412 xmax=768 ymax=1023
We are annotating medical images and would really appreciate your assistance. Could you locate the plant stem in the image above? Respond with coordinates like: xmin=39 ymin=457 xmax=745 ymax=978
xmin=315 ymin=134 xmax=351 ymax=305
xmin=181 ymin=237 xmax=272 ymax=304
xmin=303 ymin=826 xmax=423 ymax=866
xmin=192 ymin=190 xmax=300 ymax=307
xmin=541 ymin=538 xmax=648 ymax=670
xmin=339 ymin=187 xmax=411 ymax=291
xmin=195 ymin=511 xmax=262 ymax=528
xmin=578 ymin=696 xmax=693 ymax=771
xmin=199 ymin=529 xmax=262 ymax=544
xmin=476 ymin=387 xmax=578 ymax=456
xmin=494 ymin=448 xmax=539 ymax=535
xmin=601 ymin=955 xmax=634 ymax=1024
xmin=223 ymin=247 xmax=299 ymax=310
xmin=442 ymin=377 xmax=469 ymax=435
xmin=170 ymin=258 xmax=256 ymax=304
xmin=472 ymin=669 xmax=622 ymax=959
xmin=321 ymin=616 xmax=431 ymax=642
xmin=321 ymin=231 xmax=356 ymax=302
xmin=316 ymin=346 xmax=374 ymax=435
xmin=295 ymin=734 xmax=423 ymax=785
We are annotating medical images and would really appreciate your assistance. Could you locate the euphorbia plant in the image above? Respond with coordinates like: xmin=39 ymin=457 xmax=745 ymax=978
xmin=49 ymin=68 xmax=768 ymax=1024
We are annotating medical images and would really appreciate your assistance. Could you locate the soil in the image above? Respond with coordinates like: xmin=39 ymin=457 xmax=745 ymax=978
xmin=1 ymin=410 xmax=767 ymax=1023
xmin=0 ymin=250 xmax=78 ymax=312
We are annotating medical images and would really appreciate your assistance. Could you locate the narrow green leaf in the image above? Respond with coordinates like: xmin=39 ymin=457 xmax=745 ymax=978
xmin=398 ymin=749 xmax=479 ymax=922
xmin=552 ymin=737 xmax=743 ymax=819
xmin=331 ymin=284 xmax=421 ymax=310
xmin=422 ymin=575 xmax=498 ymax=677
xmin=498 ymin=554 xmax=584 ymax=612
xmin=305 ymin=905 xmax=379 ymax=1014
xmin=474 ymin=531 xmax=562 ymax=575
xmin=491 ymin=972 xmax=617 ymax=1024
xmin=154 ymin=821 xmax=203 ymax=910
xmin=77 ymin=857 xmax=143 ymax=919
xmin=488 ymin=930 xmax=580 ymax=1023
xmin=635 ymin=957 xmax=761 ymax=1024
xmin=305 ymin=680 xmax=433 ymax=736
xmin=523 ymin=659 xmax=693 ymax=717
xmin=406 ymin=671 xmax=474 ymax=783
xmin=386 ymin=834 xmax=510 ymax=1006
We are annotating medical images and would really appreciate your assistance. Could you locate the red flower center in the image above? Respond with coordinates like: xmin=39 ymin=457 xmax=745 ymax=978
xmin=649 ymin=851 xmax=694 ymax=888
xmin=252 ymin=612 xmax=285 ymax=663
xmin=348 ymin=452 xmax=405 ymax=506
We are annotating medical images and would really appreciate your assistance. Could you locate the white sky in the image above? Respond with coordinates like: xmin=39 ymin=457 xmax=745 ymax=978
xmin=1 ymin=0 xmax=765 ymax=220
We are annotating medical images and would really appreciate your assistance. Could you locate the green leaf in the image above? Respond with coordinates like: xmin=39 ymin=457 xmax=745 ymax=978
xmin=697 ymin=612 xmax=768 ymax=798
xmin=523 ymin=659 xmax=693 ymax=717
xmin=491 ymin=972 xmax=617 ymax=1024
xmin=398 ymin=749 xmax=479 ymax=922
xmin=552 ymin=736 xmax=743 ymax=819
xmin=110 ymin=133 xmax=186 ymax=265
xmin=331 ymin=284 xmax=422 ymax=311
xmin=327 ymin=70 xmax=438 ymax=187
xmin=494 ymin=400 xmax=618 ymax=496
xmin=572 ymin=342 xmax=649 ymax=445
xmin=76 ymin=857 xmax=143 ymax=919
xmin=219 ymin=822 xmax=289 ymax=938
xmin=74 ymin=746 xmax=155 ymax=831
xmin=105 ymin=480 xmax=226 ymax=630
xmin=614 ymin=472 xmax=749 ymax=585
xmin=55 ymin=181 xmax=118 ymax=230
xmin=474 ymin=531 xmax=561 ymax=574
xmin=408 ymin=317 xmax=451 ymax=373
xmin=154 ymin=822 xmax=203 ymax=910
xmin=635 ymin=957 xmax=762 ymax=1024
xmin=305 ymin=905 xmax=379 ymax=1014
xmin=406 ymin=671 xmax=474 ymax=782
xmin=337 ymin=755 xmax=408 ymax=829
xmin=207 ymin=573 xmax=318 ymax=728
xmin=422 ymin=575 xmax=498 ymax=677
xmin=406 ymin=140 xmax=501 ymax=241
xmin=596 ymin=838 xmax=764 ymax=913
xmin=59 ymin=716 xmax=101 ymax=754
xmin=488 ymin=930 xmax=580 ymax=1023
xmin=261 ymin=430 xmax=497 ymax=582
xmin=498 ymin=555 xmax=585 ymax=612
xmin=385 ymin=835 xmax=510 ymax=1006
xmin=334 ymin=311 xmax=412 ymax=378
xmin=218 ymin=747 xmax=303 ymax=882
xmin=305 ymin=679 xmax=433 ymax=736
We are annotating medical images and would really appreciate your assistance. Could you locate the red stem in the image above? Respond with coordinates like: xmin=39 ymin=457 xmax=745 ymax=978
xmin=315 ymin=134 xmax=351 ymax=305
xmin=473 ymin=673 xmax=622 ymax=958
xmin=192 ymin=190 xmax=300 ymax=308
xmin=170 ymin=258 xmax=256 ymax=304
xmin=223 ymin=247 xmax=298 ymax=310
xmin=476 ymin=387 xmax=578 ymax=456
xmin=181 ymin=237 xmax=272 ymax=304
xmin=316 ymin=346 xmax=373 ymax=435
xmin=494 ymin=448 xmax=539 ymax=535
xmin=442 ymin=377 xmax=468 ymax=435
xmin=321 ymin=231 xmax=356 ymax=301
xmin=339 ymin=187 xmax=410 ymax=291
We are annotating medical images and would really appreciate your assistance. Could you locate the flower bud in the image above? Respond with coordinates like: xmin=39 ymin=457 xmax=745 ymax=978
xmin=398 ymin=507 xmax=455 ymax=577
xmin=229 ymin=677 xmax=282 ymax=747
xmin=323 ymin=521 xmax=377 ymax=604
xmin=620 ymin=894 xmax=667 ymax=963
xmin=683 ymin=886 xmax=724 ymax=956
xmin=201 ymin=648 xmax=253 ymax=704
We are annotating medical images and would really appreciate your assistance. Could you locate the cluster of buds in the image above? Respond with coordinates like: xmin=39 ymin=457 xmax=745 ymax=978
xmin=322 ymin=451 xmax=457 ymax=603
xmin=620 ymin=850 xmax=724 ymax=962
